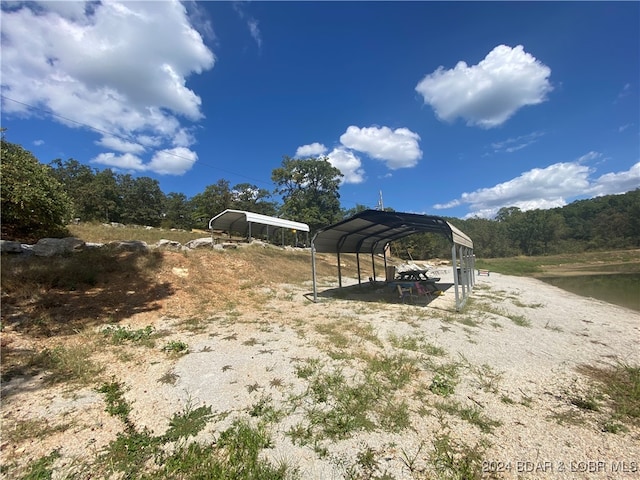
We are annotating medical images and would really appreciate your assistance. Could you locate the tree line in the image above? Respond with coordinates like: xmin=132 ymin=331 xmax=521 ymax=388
xmin=391 ymin=189 xmax=640 ymax=259
xmin=2 ymin=135 xmax=638 ymax=256
xmin=1 ymin=137 xmax=346 ymax=241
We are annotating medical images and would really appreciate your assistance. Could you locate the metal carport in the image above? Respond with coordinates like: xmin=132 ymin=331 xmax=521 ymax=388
xmin=209 ymin=209 xmax=309 ymax=246
xmin=310 ymin=210 xmax=475 ymax=310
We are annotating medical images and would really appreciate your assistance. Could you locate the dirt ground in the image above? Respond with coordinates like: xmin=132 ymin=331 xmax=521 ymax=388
xmin=1 ymin=249 xmax=639 ymax=479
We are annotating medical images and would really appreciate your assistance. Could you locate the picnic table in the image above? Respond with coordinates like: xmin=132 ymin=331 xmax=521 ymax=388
xmin=396 ymin=269 xmax=439 ymax=281
xmin=388 ymin=279 xmax=441 ymax=303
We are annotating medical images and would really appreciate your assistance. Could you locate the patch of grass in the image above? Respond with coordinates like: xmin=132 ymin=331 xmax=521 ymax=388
xmin=578 ymin=362 xmax=640 ymax=425
xmin=570 ymin=395 xmax=600 ymax=412
xmin=500 ymin=395 xmax=515 ymax=405
xmin=434 ymin=401 xmax=501 ymax=433
xmin=342 ymin=445 xmax=391 ymax=480
xmin=101 ymin=324 xmax=155 ymax=346
xmin=100 ymin=427 xmax=161 ymax=477
xmin=314 ymin=322 xmax=350 ymax=348
xmin=249 ymin=395 xmax=285 ymax=423
xmin=602 ymin=421 xmax=628 ymax=434
xmin=378 ymin=399 xmax=411 ymax=432
xmin=246 ymin=382 xmax=261 ymax=393
xmin=429 ymin=374 xmax=457 ymax=397
xmin=389 ymin=334 xmax=446 ymax=357
xmin=364 ymin=353 xmax=419 ymax=391
xmin=269 ymin=377 xmax=284 ymax=388
xmin=424 ymin=359 xmax=460 ymax=397
xmin=294 ymin=358 xmax=321 ymax=379
xmin=548 ymin=409 xmax=587 ymax=426
xmin=460 ymin=357 xmax=503 ymax=394
xmin=163 ymin=403 xmax=213 ymax=441
xmin=97 ymin=378 xmax=132 ymax=427
xmin=28 ymin=345 xmax=103 ymax=386
xmin=507 ymin=313 xmax=531 ymax=327
xmin=512 ymin=299 xmax=544 ymax=309
xmin=458 ymin=316 xmax=481 ymax=327
xmin=289 ymin=358 xmax=417 ymax=447
xmin=162 ymin=340 xmax=189 ymax=356
xmin=178 ymin=317 xmax=207 ymax=333
xmin=3 ymin=418 xmax=72 ymax=444
xmin=429 ymin=433 xmax=485 ymax=480
xmin=21 ymin=450 xmax=61 ymax=480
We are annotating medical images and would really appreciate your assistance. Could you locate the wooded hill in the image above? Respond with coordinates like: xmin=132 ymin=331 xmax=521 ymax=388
xmin=2 ymin=137 xmax=638 ymax=257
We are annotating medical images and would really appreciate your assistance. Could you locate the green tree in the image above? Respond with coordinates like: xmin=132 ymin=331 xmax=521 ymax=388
xmin=118 ymin=174 xmax=165 ymax=226
xmin=49 ymin=158 xmax=97 ymax=220
xmin=271 ymin=156 xmax=343 ymax=232
xmin=162 ymin=192 xmax=194 ymax=230
xmin=231 ymin=183 xmax=277 ymax=216
xmin=342 ymin=203 xmax=370 ymax=219
xmin=1 ymin=138 xmax=74 ymax=240
xmin=93 ymin=169 xmax=122 ymax=223
xmin=190 ymin=179 xmax=234 ymax=228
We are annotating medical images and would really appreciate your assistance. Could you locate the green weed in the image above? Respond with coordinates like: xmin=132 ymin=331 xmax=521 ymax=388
xmin=102 ymin=325 xmax=155 ymax=346
xmin=434 ymin=401 xmax=501 ymax=433
xmin=21 ymin=450 xmax=60 ymax=480
xmin=162 ymin=340 xmax=189 ymax=356
xmin=97 ymin=379 xmax=132 ymax=426
xmin=578 ymin=362 xmax=640 ymax=424
xmin=164 ymin=403 xmax=213 ymax=441
xmin=429 ymin=433 xmax=484 ymax=480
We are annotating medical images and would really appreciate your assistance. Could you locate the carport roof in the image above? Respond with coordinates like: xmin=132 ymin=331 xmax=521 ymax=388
xmin=311 ymin=209 xmax=473 ymax=254
xmin=208 ymin=209 xmax=310 ymax=235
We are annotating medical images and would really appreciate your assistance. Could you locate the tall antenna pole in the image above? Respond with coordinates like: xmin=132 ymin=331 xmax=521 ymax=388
xmin=377 ymin=190 xmax=384 ymax=210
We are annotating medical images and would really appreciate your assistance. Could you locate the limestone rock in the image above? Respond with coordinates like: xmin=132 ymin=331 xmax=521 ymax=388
xmin=32 ymin=237 xmax=86 ymax=257
xmin=184 ymin=237 xmax=214 ymax=249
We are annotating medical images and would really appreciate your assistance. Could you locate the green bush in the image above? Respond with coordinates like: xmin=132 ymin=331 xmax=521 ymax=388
xmin=1 ymin=138 xmax=73 ymax=241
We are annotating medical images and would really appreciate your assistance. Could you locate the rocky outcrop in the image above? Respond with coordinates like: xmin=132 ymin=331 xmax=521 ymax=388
xmin=156 ymin=239 xmax=183 ymax=250
xmin=184 ymin=237 xmax=215 ymax=249
xmin=0 ymin=240 xmax=24 ymax=253
xmin=0 ymin=236 xmax=250 ymax=256
xmin=109 ymin=240 xmax=149 ymax=252
xmin=32 ymin=237 xmax=86 ymax=257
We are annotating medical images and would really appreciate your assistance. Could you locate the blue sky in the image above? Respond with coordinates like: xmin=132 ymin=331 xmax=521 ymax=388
xmin=1 ymin=1 xmax=638 ymax=219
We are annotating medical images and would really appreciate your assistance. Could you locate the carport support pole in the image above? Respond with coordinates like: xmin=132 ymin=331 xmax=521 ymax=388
xmin=452 ymin=244 xmax=460 ymax=310
xmin=356 ymin=252 xmax=362 ymax=285
xmin=371 ymin=252 xmax=376 ymax=282
xmin=337 ymin=251 xmax=343 ymax=288
xmin=311 ymin=243 xmax=318 ymax=302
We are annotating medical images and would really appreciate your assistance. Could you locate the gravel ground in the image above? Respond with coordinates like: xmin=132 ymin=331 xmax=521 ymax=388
xmin=2 ymin=267 xmax=639 ymax=479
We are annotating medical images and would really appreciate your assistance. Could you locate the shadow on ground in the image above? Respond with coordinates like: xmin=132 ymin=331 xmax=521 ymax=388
xmin=1 ymin=248 xmax=174 ymax=337
xmin=310 ymin=281 xmax=454 ymax=306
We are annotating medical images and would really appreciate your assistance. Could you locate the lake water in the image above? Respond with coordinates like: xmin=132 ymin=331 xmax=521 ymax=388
xmin=540 ymin=273 xmax=640 ymax=312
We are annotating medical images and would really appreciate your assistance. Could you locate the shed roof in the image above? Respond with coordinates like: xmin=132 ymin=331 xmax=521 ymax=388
xmin=311 ymin=209 xmax=473 ymax=254
xmin=208 ymin=209 xmax=310 ymax=236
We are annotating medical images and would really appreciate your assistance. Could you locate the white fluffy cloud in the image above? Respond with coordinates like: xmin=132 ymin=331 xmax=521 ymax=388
xmin=434 ymin=157 xmax=640 ymax=218
xmin=416 ymin=45 xmax=552 ymax=128
xmin=295 ymin=143 xmax=328 ymax=158
xmin=590 ymin=161 xmax=640 ymax=197
xmin=93 ymin=152 xmax=147 ymax=171
xmin=1 ymin=1 xmax=214 ymax=174
xmin=327 ymin=148 xmax=365 ymax=184
xmin=339 ymin=126 xmax=422 ymax=169
xmin=92 ymin=147 xmax=198 ymax=176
